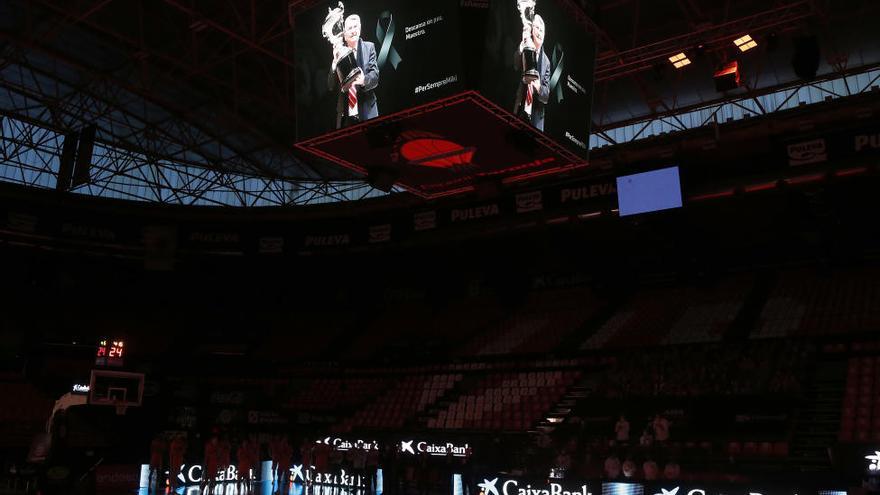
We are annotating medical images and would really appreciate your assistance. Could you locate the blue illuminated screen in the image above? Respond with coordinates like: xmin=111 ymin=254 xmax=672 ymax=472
xmin=616 ymin=166 xmax=683 ymax=217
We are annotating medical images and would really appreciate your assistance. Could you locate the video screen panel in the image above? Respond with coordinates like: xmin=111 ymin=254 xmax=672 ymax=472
xmin=294 ymin=0 xmax=464 ymax=140
xmin=616 ymin=166 xmax=683 ymax=216
xmin=476 ymin=0 xmax=596 ymax=157
xmin=602 ymin=482 xmax=645 ymax=495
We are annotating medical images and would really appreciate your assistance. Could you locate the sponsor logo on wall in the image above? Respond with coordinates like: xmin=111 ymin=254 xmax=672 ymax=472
xmin=855 ymin=133 xmax=880 ymax=153
xmin=451 ymin=204 xmax=500 ymax=222
xmin=515 ymin=191 xmax=543 ymax=213
xmin=317 ymin=437 xmax=380 ymax=452
xmin=247 ymin=410 xmax=287 ymax=425
xmin=369 ymin=224 xmax=392 ymax=243
xmin=62 ymin=222 xmax=117 ymax=241
xmin=259 ymin=236 xmax=284 ymax=254
xmin=188 ymin=231 xmax=240 ymax=244
xmin=650 ymin=486 xmax=770 ymax=495
xmin=478 ymin=477 xmax=591 ymax=495
xmin=139 ymin=464 xmax=247 ymax=487
xmin=8 ymin=212 xmax=38 ymax=233
xmin=787 ymin=138 xmax=828 ymax=166
xmin=304 ymin=234 xmax=351 ymax=247
xmin=414 ymin=211 xmax=437 ymax=231
xmin=560 ymin=183 xmax=616 ymax=203
xmin=290 ymin=464 xmax=368 ymax=488
xmin=96 ymin=465 xmax=140 ymax=490
xmin=400 ymin=440 xmax=470 ymax=457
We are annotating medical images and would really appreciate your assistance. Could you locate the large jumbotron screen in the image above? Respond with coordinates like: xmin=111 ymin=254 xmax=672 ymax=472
xmin=293 ymin=0 xmax=595 ymax=198
xmin=476 ymin=0 xmax=595 ymax=156
xmin=294 ymin=0 xmax=465 ymax=140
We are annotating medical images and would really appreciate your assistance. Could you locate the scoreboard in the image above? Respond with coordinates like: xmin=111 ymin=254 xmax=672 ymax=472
xmin=95 ymin=339 xmax=125 ymax=367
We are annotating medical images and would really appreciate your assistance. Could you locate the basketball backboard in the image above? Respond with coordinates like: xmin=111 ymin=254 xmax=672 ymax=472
xmin=88 ymin=369 xmax=144 ymax=408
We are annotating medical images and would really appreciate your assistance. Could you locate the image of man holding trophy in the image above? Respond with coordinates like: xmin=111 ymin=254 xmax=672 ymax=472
xmin=513 ymin=0 xmax=551 ymax=131
xmin=324 ymin=2 xmax=380 ymax=128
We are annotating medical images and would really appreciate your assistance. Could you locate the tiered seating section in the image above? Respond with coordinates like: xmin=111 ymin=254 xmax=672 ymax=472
xmin=840 ymin=356 xmax=880 ymax=442
xmin=256 ymin=312 xmax=353 ymax=360
xmin=427 ymin=370 xmax=579 ymax=430
xmin=285 ymin=377 xmax=389 ymax=411
xmin=334 ymin=373 xmax=462 ymax=432
xmin=0 ymin=381 xmax=52 ymax=447
xmin=343 ymin=296 xmax=507 ymax=360
xmin=663 ymin=275 xmax=754 ymax=345
xmin=582 ymin=275 xmax=752 ymax=349
xmin=754 ymin=267 xmax=880 ymax=338
xmin=462 ymin=288 xmax=601 ymax=356
xmin=249 ymin=267 xmax=880 ymax=366
xmin=343 ymin=300 xmax=434 ymax=360
xmin=592 ymin=341 xmax=807 ymax=397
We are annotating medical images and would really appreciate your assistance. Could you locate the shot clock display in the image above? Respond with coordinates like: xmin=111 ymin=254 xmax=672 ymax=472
xmin=95 ymin=339 xmax=125 ymax=367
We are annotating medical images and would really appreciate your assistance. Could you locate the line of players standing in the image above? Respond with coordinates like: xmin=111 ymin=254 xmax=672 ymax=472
xmin=149 ymin=429 xmax=263 ymax=493
xmin=147 ymin=431 xmax=391 ymax=494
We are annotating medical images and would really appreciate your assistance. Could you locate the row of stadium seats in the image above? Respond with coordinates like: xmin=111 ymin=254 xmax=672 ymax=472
xmin=427 ymin=370 xmax=579 ymax=430
xmin=252 ymin=267 xmax=880 ymax=365
xmin=583 ymin=274 xmax=752 ymax=350
xmin=587 ymin=341 xmax=808 ymax=398
xmin=462 ymin=287 xmax=601 ymax=356
xmin=351 ymin=359 xmax=593 ymax=374
xmin=0 ymin=382 xmax=52 ymax=447
xmin=840 ymin=356 xmax=880 ymax=442
xmin=285 ymin=377 xmax=390 ymax=411
xmin=754 ymin=266 xmax=880 ymax=338
xmin=333 ymin=373 xmax=463 ymax=431
xmin=281 ymin=341 xmax=805 ymax=424
xmin=0 ymin=382 xmax=51 ymax=421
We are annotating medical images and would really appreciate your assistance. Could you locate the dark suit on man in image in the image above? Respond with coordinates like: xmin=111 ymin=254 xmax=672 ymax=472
xmin=328 ymin=39 xmax=380 ymax=129
xmin=513 ymin=46 xmax=551 ymax=131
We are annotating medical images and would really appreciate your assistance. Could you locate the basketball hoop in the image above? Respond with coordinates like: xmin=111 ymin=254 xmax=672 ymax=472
xmin=88 ymin=369 xmax=144 ymax=414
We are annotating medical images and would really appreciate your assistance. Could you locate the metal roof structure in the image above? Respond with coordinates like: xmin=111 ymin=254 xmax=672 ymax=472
xmin=0 ymin=0 xmax=877 ymax=206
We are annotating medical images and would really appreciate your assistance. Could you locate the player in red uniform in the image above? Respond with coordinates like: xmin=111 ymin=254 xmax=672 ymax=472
xmin=269 ymin=435 xmax=280 ymax=486
xmin=300 ymin=438 xmax=314 ymax=485
xmin=218 ymin=435 xmax=232 ymax=478
xmin=276 ymin=435 xmax=293 ymax=493
xmin=148 ymin=433 xmax=166 ymax=491
xmin=202 ymin=433 xmax=221 ymax=493
xmin=249 ymin=434 xmax=261 ymax=485
xmin=169 ymin=433 xmax=187 ymax=490
xmin=314 ymin=440 xmax=330 ymax=476
xmin=237 ymin=436 xmax=255 ymax=494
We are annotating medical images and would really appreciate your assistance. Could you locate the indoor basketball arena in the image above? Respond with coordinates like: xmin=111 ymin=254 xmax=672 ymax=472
xmin=1 ymin=0 xmax=880 ymax=494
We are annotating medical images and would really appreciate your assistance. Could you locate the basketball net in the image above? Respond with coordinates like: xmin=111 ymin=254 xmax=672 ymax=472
xmin=113 ymin=399 xmax=128 ymax=416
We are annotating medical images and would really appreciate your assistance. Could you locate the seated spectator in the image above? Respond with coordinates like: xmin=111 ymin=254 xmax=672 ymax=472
xmin=615 ymin=415 xmax=630 ymax=444
xmin=555 ymin=449 xmax=572 ymax=477
xmin=653 ymin=414 xmax=670 ymax=442
xmin=604 ymin=455 xmax=621 ymax=479
xmin=639 ymin=427 xmax=654 ymax=447
xmin=537 ymin=433 xmax=552 ymax=450
xmin=642 ymin=459 xmax=659 ymax=480
xmin=663 ymin=461 xmax=680 ymax=480
xmin=622 ymin=459 xmax=637 ymax=479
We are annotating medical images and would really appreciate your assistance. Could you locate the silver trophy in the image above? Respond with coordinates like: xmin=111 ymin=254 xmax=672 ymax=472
xmin=323 ymin=2 xmax=362 ymax=88
xmin=517 ymin=0 xmax=539 ymax=82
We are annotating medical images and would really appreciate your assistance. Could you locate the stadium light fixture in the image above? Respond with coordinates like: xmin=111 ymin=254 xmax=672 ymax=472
xmin=668 ymin=52 xmax=691 ymax=69
xmin=734 ymin=34 xmax=758 ymax=52
xmin=714 ymin=61 xmax=741 ymax=91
